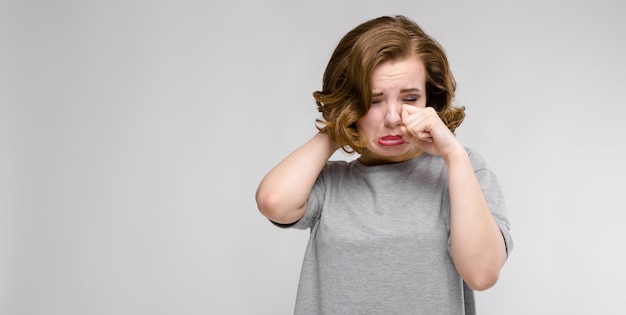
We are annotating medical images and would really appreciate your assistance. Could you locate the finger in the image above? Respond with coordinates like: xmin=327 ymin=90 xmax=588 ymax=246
xmin=401 ymin=104 xmax=422 ymax=126
xmin=401 ymin=104 xmax=411 ymax=122
xmin=418 ymin=132 xmax=433 ymax=143
xmin=402 ymin=104 xmax=420 ymax=116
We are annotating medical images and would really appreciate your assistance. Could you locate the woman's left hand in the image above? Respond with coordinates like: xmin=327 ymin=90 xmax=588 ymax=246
xmin=401 ymin=104 xmax=464 ymax=160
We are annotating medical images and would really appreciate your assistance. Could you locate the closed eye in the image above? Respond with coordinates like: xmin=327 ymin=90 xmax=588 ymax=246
xmin=403 ymin=95 xmax=420 ymax=103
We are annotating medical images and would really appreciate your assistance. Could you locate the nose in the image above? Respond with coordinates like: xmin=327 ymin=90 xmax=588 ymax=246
xmin=383 ymin=102 xmax=402 ymax=128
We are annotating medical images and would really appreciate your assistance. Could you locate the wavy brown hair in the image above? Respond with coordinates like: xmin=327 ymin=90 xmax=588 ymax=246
xmin=314 ymin=15 xmax=465 ymax=154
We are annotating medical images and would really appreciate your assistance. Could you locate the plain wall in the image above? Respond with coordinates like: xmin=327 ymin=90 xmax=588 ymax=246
xmin=2 ymin=0 xmax=625 ymax=314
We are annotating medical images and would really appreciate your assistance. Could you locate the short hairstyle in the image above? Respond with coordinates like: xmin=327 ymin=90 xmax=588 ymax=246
xmin=314 ymin=15 xmax=465 ymax=154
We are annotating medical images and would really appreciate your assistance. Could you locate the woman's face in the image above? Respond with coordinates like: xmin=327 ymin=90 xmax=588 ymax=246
xmin=357 ymin=56 xmax=427 ymax=165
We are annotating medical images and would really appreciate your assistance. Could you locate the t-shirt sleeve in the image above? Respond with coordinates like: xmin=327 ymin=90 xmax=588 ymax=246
xmin=468 ymin=149 xmax=514 ymax=257
xmin=291 ymin=169 xmax=325 ymax=230
xmin=269 ymin=166 xmax=326 ymax=230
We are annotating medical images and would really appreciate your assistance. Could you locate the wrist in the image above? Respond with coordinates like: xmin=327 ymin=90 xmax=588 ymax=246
xmin=442 ymin=143 xmax=467 ymax=166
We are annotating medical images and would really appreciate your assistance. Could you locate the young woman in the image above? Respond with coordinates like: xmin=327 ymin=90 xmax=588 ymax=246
xmin=256 ymin=15 xmax=512 ymax=314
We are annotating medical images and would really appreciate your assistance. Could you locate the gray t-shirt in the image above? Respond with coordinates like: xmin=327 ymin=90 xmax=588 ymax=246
xmin=287 ymin=149 xmax=513 ymax=314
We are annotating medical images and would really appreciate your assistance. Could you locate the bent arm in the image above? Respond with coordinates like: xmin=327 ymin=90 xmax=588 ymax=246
xmin=256 ymin=132 xmax=337 ymax=225
xmin=445 ymin=147 xmax=507 ymax=291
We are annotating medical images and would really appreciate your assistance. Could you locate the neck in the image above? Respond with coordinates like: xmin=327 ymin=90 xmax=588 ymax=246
xmin=358 ymin=149 xmax=423 ymax=166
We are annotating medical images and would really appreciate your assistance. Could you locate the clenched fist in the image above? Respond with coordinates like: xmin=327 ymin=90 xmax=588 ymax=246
xmin=401 ymin=104 xmax=464 ymax=160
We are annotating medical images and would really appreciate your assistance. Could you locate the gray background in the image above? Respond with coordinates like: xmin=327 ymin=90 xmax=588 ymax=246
xmin=2 ymin=0 xmax=624 ymax=314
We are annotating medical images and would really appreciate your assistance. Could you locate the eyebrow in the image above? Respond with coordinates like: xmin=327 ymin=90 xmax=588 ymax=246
xmin=372 ymin=88 xmax=423 ymax=97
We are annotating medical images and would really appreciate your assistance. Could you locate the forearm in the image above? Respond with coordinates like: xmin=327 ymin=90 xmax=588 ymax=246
xmin=445 ymin=148 xmax=507 ymax=291
xmin=256 ymin=132 xmax=337 ymax=224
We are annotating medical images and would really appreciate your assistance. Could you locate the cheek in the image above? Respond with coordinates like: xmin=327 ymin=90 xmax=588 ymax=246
xmin=356 ymin=113 xmax=377 ymax=135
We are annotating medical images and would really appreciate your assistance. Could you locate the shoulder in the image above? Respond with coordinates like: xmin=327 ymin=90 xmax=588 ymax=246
xmin=313 ymin=160 xmax=355 ymax=188
xmin=464 ymin=147 xmax=488 ymax=171
xmin=323 ymin=159 xmax=356 ymax=174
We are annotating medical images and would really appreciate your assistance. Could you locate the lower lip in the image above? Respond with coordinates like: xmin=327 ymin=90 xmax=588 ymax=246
xmin=378 ymin=136 xmax=405 ymax=146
